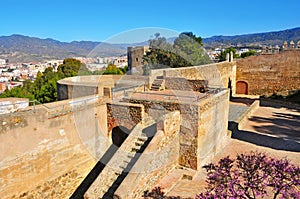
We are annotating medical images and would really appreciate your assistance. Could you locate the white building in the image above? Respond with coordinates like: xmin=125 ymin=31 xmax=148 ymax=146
xmin=238 ymin=48 xmax=249 ymax=55
xmin=0 ymin=59 xmax=6 ymax=65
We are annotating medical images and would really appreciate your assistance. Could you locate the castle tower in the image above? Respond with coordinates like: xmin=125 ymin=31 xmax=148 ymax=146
xmin=268 ymin=45 xmax=273 ymax=53
xmin=290 ymin=41 xmax=295 ymax=49
xmin=127 ymin=46 xmax=150 ymax=74
xmin=274 ymin=45 xmax=280 ymax=53
xmin=262 ymin=45 xmax=267 ymax=53
xmin=283 ymin=41 xmax=288 ymax=50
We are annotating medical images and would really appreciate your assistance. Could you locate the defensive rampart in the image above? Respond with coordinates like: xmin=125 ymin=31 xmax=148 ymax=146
xmin=236 ymin=50 xmax=300 ymax=96
xmin=0 ymin=96 xmax=109 ymax=198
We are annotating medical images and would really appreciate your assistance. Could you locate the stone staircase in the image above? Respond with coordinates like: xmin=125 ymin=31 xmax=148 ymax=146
xmin=150 ymin=78 xmax=165 ymax=91
xmin=85 ymin=118 xmax=156 ymax=199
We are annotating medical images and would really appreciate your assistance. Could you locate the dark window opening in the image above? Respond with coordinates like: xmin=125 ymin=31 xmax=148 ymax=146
xmin=112 ymin=126 xmax=130 ymax=147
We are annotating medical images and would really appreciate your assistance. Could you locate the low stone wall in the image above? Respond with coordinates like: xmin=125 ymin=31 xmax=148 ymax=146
xmin=0 ymin=98 xmax=29 ymax=115
xmin=116 ymin=111 xmax=181 ymax=199
xmin=57 ymin=83 xmax=99 ymax=101
xmin=57 ymin=75 xmax=149 ymax=100
xmin=237 ymin=100 xmax=260 ymax=129
xmin=128 ymin=89 xmax=230 ymax=170
xmin=150 ymin=61 xmax=236 ymax=92
xmin=164 ymin=77 xmax=208 ymax=91
xmin=0 ymin=100 xmax=109 ymax=198
xmin=112 ymin=84 xmax=145 ymax=100
xmin=196 ymin=90 xmax=230 ymax=168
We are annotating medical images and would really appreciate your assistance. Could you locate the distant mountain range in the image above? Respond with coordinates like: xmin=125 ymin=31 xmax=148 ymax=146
xmin=203 ymin=27 xmax=300 ymax=48
xmin=0 ymin=27 xmax=299 ymax=63
xmin=0 ymin=35 xmax=131 ymax=63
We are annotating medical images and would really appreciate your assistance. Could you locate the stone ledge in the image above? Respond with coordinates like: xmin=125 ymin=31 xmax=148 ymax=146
xmin=236 ymin=100 xmax=260 ymax=129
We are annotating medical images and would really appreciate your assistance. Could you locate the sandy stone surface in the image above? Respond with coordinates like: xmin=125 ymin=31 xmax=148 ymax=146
xmin=156 ymin=103 xmax=300 ymax=198
xmin=10 ymin=157 xmax=95 ymax=199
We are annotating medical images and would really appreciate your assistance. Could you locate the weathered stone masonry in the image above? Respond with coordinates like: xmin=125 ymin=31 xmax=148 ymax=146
xmin=236 ymin=50 xmax=300 ymax=95
xmin=106 ymin=102 xmax=144 ymax=134
xmin=127 ymin=89 xmax=229 ymax=170
xmin=0 ymin=100 xmax=109 ymax=198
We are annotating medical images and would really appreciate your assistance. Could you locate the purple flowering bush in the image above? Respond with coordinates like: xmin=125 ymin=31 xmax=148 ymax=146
xmin=143 ymin=187 xmax=191 ymax=199
xmin=197 ymin=152 xmax=300 ymax=199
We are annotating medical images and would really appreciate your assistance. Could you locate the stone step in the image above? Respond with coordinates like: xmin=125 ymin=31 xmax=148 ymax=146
xmin=97 ymin=190 xmax=106 ymax=198
xmin=131 ymin=147 xmax=140 ymax=152
xmin=119 ymin=161 xmax=129 ymax=168
xmin=153 ymin=80 xmax=163 ymax=83
xmin=151 ymin=83 xmax=161 ymax=86
xmin=152 ymin=85 xmax=161 ymax=87
xmin=135 ymin=138 xmax=145 ymax=144
xmin=127 ymin=154 xmax=134 ymax=159
xmin=135 ymin=142 xmax=143 ymax=147
xmin=123 ymin=159 xmax=130 ymax=164
xmin=138 ymin=135 xmax=148 ymax=141
xmin=105 ymin=179 xmax=115 ymax=188
xmin=151 ymin=78 xmax=164 ymax=91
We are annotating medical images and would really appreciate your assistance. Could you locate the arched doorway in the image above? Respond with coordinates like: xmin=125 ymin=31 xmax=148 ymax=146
xmin=112 ymin=126 xmax=130 ymax=147
xmin=236 ymin=81 xmax=248 ymax=94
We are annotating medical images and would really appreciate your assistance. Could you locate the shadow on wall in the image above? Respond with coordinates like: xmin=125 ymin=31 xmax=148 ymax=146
xmin=112 ymin=126 xmax=130 ymax=147
xmin=102 ymin=123 xmax=157 ymax=198
xmin=229 ymin=121 xmax=300 ymax=152
xmin=70 ymin=123 xmax=157 ymax=199
xmin=70 ymin=144 xmax=119 ymax=199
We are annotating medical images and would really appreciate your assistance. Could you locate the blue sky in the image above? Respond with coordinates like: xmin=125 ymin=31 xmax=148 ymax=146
xmin=1 ymin=0 xmax=299 ymax=43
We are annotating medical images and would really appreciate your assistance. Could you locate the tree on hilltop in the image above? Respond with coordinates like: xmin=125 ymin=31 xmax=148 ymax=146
xmin=103 ymin=63 xmax=125 ymax=75
xmin=57 ymin=58 xmax=89 ymax=78
xmin=142 ymin=32 xmax=211 ymax=75
xmin=241 ymin=50 xmax=257 ymax=58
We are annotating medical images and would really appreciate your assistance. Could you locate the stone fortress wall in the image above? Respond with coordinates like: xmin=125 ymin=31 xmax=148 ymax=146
xmin=149 ymin=61 xmax=236 ymax=92
xmin=1 ymin=52 xmax=299 ymax=198
xmin=126 ymin=89 xmax=230 ymax=170
xmin=236 ymin=50 xmax=300 ymax=96
xmin=84 ymin=104 xmax=181 ymax=199
xmin=0 ymin=60 xmax=240 ymax=198
xmin=0 ymin=96 xmax=110 ymax=198
xmin=57 ymin=61 xmax=237 ymax=101
xmin=57 ymin=75 xmax=149 ymax=100
xmin=81 ymin=88 xmax=229 ymax=198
